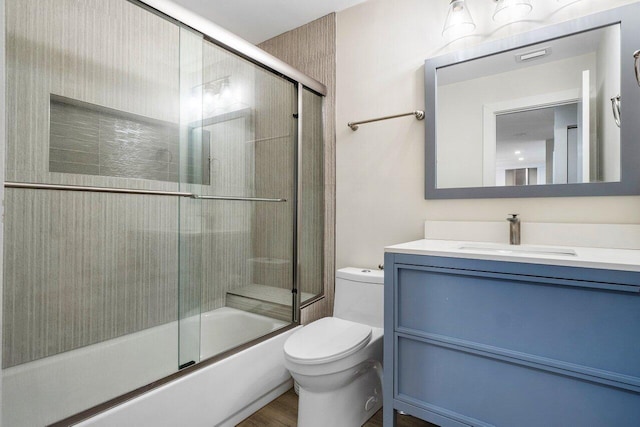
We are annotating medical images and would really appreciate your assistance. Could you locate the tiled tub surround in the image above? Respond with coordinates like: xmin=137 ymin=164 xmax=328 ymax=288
xmin=2 ymin=188 xmax=180 ymax=368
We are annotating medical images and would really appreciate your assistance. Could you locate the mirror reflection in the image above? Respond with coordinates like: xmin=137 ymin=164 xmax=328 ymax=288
xmin=436 ymin=24 xmax=620 ymax=189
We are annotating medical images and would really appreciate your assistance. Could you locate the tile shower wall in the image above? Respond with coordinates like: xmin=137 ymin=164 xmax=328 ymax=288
xmin=2 ymin=0 xmax=182 ymax=368
xmin=259 ymin=14 xmax=337 ymax=323
xmin=5 ymin=0 xmax=180 ymax=190
xmin=2 ymin=189 xmax=178 ymax=368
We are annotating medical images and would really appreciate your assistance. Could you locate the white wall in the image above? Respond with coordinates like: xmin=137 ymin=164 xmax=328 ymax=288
xmin=336 ymin=0 xmax=640 ymax=269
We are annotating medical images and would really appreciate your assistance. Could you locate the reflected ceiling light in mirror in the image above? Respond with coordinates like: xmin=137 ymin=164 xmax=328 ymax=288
xmin=516 ymin=48 xmax=550 ymax=62
xmin=442 ymin=0 xmax=476 ymax=39
xmin=492 ymin=0 xmax=533 ymax=23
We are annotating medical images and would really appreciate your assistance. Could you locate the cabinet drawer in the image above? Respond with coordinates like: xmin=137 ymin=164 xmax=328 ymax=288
xmin=395 ymin=265 xmax=640 ymax=379
xmin=396 ymin=336 xmax=640 ymax=427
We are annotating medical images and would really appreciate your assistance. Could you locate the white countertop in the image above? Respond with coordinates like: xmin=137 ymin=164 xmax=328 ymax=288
xmin=385 ymin=239 xmax=640 ymax=272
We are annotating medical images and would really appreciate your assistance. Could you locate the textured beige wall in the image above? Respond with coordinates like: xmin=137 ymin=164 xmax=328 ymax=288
xmin=336 ymin=0 xmax=640 ymax=269
xmin=259 ymin=14 xmax=337 ymax=324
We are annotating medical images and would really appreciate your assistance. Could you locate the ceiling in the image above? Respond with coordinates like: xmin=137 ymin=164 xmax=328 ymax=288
xmin=438 ymin=24 xmax=612 ymax=85
xmin=169 ymin=0 xmax=368 ymax=44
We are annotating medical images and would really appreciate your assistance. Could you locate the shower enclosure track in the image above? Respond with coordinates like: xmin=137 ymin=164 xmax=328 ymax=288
xmin=4 ymin=182 xmax=287 ymax=202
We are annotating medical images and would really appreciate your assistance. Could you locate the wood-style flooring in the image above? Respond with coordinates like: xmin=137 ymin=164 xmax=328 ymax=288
xmin=237 ymin=388 xmax=437 ymax=427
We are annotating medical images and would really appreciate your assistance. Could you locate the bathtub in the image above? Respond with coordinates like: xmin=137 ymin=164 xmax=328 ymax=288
xmin=200 ymin=307 xmax=288 ymax=360
xmin=2 ymin=307 xmax=296 ymax=427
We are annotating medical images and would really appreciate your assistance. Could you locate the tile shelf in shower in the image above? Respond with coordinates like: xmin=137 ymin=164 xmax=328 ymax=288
xmin=226 ymin=284 xmax=314 ymax=322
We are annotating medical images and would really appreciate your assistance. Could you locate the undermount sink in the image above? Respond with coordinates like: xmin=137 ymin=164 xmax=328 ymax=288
xmin=458 ymin=243 xmax=577 ymax=256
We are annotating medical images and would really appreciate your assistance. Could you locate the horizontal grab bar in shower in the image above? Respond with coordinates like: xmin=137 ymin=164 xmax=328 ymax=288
xmin=348 ymin=110 xmax=425 ymax=131
xmin=4 ymin=181 xmax=194 ymax=197
xmin=193 ymin=195 xmax=286 ymax=202
xmin=4 ymin=182 xmax=286 ymax=202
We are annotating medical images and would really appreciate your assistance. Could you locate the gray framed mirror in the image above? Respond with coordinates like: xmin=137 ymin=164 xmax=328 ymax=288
xmin=425 ymin=3 xmax=640 ymax=199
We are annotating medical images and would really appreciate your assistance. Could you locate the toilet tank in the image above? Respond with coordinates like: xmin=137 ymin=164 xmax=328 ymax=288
xmin=333 ymin=267 xmax=384 ymax=328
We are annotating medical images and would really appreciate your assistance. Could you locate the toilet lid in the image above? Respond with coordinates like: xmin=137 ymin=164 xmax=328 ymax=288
xmin=284 ymin=317 xmax=372 ymax=364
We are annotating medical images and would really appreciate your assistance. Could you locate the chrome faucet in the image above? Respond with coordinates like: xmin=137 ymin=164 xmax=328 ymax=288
xmin=507 ymin=214 xmax=521 ymax=245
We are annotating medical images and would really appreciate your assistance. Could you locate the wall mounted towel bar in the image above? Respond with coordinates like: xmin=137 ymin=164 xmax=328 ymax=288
xmin=193 ymin=195 xmax=286 ymax=202
xmin=4 ymin=182 xmax=286 ymax=202
xmin=348 ymin=110 xmax=425 ymax=131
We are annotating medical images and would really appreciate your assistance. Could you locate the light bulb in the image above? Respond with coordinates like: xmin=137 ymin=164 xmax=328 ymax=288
xmin=442 ymin=0 xmax=476 ymax=39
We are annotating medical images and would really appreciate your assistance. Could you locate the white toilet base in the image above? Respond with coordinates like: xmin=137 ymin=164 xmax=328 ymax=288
xmin=296 ymin=362 xmax=383 ymax=427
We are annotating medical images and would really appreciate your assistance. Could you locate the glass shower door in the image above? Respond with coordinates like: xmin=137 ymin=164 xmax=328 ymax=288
xmin=177 ymin=35 xmax=298 ymax=365
xmin=2 ymin=0 xmax=187 ymax=424
xmin=178 ymin=26 xmax=205 ymax=369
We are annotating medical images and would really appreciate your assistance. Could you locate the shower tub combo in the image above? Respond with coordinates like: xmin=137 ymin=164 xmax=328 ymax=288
xmin=0 ymin=0 xmax=326 ymax=424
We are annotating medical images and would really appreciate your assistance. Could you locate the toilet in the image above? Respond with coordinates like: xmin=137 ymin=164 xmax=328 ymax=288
xmin=283 ymin=267 xmax=384 ymax=427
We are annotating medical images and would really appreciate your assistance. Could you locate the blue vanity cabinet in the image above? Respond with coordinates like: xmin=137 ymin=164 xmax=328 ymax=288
xmin=382 ymin=252 xmax=640 ymax=427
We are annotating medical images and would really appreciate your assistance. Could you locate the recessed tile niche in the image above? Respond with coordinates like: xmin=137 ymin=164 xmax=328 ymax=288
xmin=48 ymin=94 xmax=209 ymax=184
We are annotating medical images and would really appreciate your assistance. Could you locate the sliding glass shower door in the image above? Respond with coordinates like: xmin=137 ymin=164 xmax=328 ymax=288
xmin=177 ymin=33 xmax=298 ymax=367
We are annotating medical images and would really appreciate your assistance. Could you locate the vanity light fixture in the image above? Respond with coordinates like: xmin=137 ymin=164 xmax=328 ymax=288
xmin=492 ymin=0 xmax=533 ymax=23
xmin=442 ymin=0 xmax=476 ymax=39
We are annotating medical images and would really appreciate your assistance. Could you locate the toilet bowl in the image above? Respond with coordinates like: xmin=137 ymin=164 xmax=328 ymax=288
xmin=283 ymin=268 xmax=384 ymax=427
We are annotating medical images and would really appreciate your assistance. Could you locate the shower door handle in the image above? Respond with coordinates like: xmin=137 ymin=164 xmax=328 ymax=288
xmin=634 ymin=50 xmax=640 ymax=87
xmin=611 ymin=95 xmax=621 ymax=128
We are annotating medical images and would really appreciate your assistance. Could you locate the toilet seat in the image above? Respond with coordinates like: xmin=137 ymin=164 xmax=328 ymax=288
xmin=284 ymin=317 xmax=372 ymax=365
